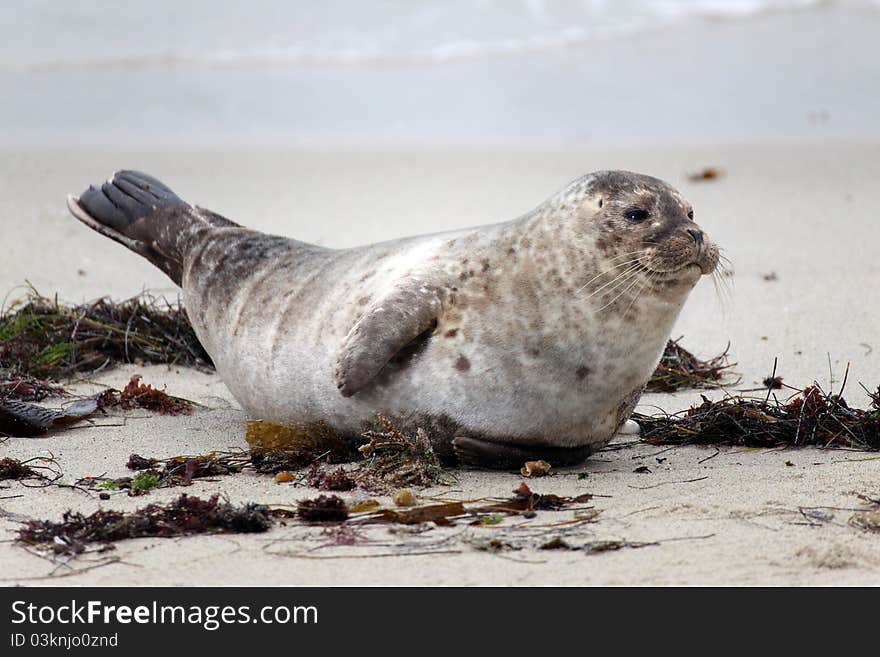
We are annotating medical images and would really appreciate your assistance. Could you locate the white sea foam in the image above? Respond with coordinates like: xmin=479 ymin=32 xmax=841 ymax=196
xmin=0 ymin=0 xmax=850 ymax=72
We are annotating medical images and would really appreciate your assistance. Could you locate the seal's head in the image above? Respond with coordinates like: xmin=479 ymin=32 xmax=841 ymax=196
xmin=571 ymin=170 xmax=719 ymax=295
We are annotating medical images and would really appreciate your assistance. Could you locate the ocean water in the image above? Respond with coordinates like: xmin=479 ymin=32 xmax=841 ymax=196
xmin=2 ymin=0 xmax=879 ymax=146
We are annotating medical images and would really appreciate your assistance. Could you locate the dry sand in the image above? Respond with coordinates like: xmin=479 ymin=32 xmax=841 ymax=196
xmin=1 ymin=142 xmax=879 ymax=585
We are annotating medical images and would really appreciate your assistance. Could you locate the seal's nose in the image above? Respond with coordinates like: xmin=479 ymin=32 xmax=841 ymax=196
xmin=687 ymin=229 xmax=704 ymax=246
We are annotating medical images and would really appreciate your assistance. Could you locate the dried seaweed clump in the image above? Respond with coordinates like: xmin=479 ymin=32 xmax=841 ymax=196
xmin=850 ymin=494 xmax=880 ymax=533
xmin=247 ymin=416 xmax=451 ymax=490
xmin=0 ymin=289 xmax=211 ymax=380
xmin=98 ymin=375 xmax=193 ymax=415
xmin=0 ymin=456 xmax=61 ymax=483
xmin=0 ymin=375 xmax=66 ymax=402
xmin=359 ymin=483 xmax=595 ymax=527
xmin=356 ymin=415 xmax=448 ymax=490
xmin=17 ymin=494 xmax=270 ymax=554
xmin=297 ymin=495 xmax=349 ymax=522
xmin=85 ymin=451 xmax=249 ymax=496
xmin=635 ymin=384 xmax=880 ymax=450
xmin=483 ymin=483 xmax=594 ymax=514
xmin=144 ymin=452 xmax=248 ymax=481
xmin=305 ymin=463 xmax=357 ymax=491
xmin=647 ymin=338 xmax=735 ymax=392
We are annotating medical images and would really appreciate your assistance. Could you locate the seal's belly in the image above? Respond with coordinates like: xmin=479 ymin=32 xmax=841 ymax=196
xmin=213 ymin=303 xmax=663 ymax=450
xmin=381 ymin=329 xmax=663 ymax=448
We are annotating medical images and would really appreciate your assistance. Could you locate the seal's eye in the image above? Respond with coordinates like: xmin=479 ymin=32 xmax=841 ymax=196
xmin=687 ymin=210 xmax=694 ymax=220
xmin=624 ymin=208 xmax=650 ymax=224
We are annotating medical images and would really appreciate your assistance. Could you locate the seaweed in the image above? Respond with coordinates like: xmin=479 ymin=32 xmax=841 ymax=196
xmin=245 ymin=420 xmax=357 ymax=466
xmin=646 ymin=338 xmax=735 ymax=392
xmin=16 ymin=479 xmax=604 ymax=557
xmin=850 ymin=495 xmax=880 ymax=533
xmin=480 ymin=482 xmax=594 ymax=513
xmin=97 ymin=375 xmax=193 ymax=415
xmin=357 ymin=484 xmax=596 ymax=529
xmin=763 ymin=376 xmax=784 ymax=390
xmin=82 ymin=451 xmax=249 ymax=496
xmin=635 ymin=381 xmax=880 ymax=450
xmin=0 ymin=289 xmax=211 ymax=380
xmin=355 ymin=415 xmax=448 ymax=490
xmin=17 ymin=494 xmax=271 ymax=555
xmin=130 ymin=451 xmax=247 ymax=485
xmin=246 ymin=416 xmax=445 ymax=491
xmin=0 ymin=375 xmax=192 ymax=437
xmin=126 ymin=454 xmax=160 ymax=470
xmin=0 ymin=456 xmax=62 ymax=484
xmin=131 ymin=471 xmax=161 ymax=493
xmin=0 ymin=375 xmax=66 ymax=402
xmin=539 ymin=537 xmax=572 ymax=550
xmin=297 ymin=495 xmax=349 ymax=522
xmin=368 ymin=501 xmax=466 ymax=526
xmin=304 ymin=463 xmax=357 ymax=491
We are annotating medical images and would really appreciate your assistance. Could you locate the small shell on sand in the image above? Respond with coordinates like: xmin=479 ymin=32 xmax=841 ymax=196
xmin=520 ymin=460 xmax=551 ymax=477
xmin=393 ymin=489 xmax=417 ymax=506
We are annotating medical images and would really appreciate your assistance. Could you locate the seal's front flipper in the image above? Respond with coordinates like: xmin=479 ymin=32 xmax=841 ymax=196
xmin=68 ymin=170 xmax=240 ymax=285
xmin=452 ymin=436 xmax=594 ymax=470
xmin=334 ymin=281 xmax=443 ymax=397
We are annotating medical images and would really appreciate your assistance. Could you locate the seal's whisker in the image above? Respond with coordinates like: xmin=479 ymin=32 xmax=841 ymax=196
xmin=581 ymin=265 xmax=642 ymax=299
xmin=604 ymin=250 xmax=646 ymax=263
xmin=576 ymin=249 xmax=646 ymax=288
xmin=585 ymin=267 xmax=640 ymax=299
xmin=713 ymin=267 xmax=732 ymax=292
xmin=710 ymin=268 xmax=734 ymax=312
xmin=577 ymin=255 xmax=643 ymax=283
xmin=597 ymin=275 xmax=643 ymax=313
xmin=595 ymin=270 xmax=644 ymax=312
xmin=621 ymin=273 xmax=651 ymax=318
xmin=576 ymin=266 xmax=638 ymax=296
xmin=711 ymin=249 xmax=733 ymax=292
xmin=576 ymin=258 xmax=644 ymax=296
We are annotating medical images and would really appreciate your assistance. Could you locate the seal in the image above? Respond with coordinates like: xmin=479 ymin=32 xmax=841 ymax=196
xmin=67 ymin=169 xmax=719 ymax=468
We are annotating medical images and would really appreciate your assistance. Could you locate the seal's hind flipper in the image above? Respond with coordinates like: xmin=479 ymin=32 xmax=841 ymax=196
xmin=334 ymin=282 xmax=443 ymax=397
xmin=69 ymin=170 xmax=240 ymax=286
xmin=78 ymin=170 xmax=185 ymax=230
xmin=452 ymin=436 xmax=594 ymax=470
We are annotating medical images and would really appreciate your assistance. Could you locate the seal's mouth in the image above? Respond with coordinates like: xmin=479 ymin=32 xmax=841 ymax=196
xmin=636 ymin=261 xmax=705 ymax=279
xmin=636 ymin=235 xmax=719 ymax=278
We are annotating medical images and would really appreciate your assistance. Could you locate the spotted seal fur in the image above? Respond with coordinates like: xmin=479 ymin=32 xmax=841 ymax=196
xmin=67 ymin=169 xmax=719 ymax=468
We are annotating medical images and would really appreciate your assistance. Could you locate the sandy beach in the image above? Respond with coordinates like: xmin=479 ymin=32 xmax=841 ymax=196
xmin=2 ymin=142 xmax=879 ymax=586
